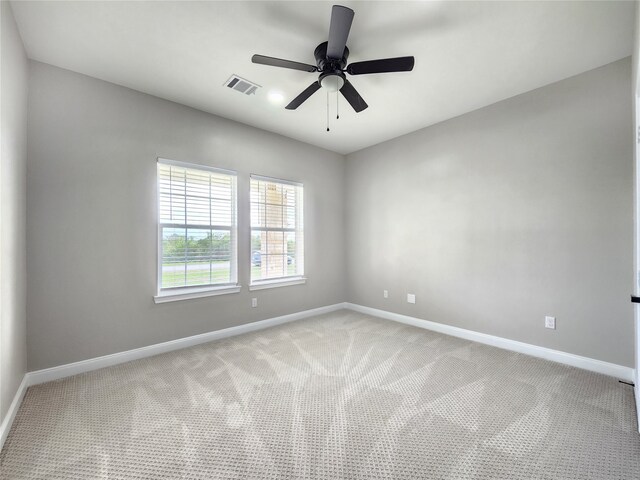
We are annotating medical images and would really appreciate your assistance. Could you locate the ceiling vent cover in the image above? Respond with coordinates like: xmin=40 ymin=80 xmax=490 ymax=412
xmin=225 ymin=75 xmax=261 ymax=95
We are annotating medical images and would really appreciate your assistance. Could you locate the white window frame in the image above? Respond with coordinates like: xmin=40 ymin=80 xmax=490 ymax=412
xmin=249 ymin=174 xmax=305 ymax=291
xmin=154 ymin=158 xmax=240 ymax=303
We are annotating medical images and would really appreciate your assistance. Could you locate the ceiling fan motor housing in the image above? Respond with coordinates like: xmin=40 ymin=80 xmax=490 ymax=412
xmin=315 ymin=41 xmax=349 ymax=91
xmin=315 ymin=41 xmax=348 ymax=73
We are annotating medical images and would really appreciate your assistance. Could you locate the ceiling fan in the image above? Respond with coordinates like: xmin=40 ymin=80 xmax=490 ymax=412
xmin=251 ymin=4 xmax=415 ymax=113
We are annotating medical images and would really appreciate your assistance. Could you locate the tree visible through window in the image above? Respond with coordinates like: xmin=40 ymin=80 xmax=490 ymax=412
xmin=158 ymin=159 xmax=237 ymax=290
xmin=250 ymin=175 xmax=304 ymax=283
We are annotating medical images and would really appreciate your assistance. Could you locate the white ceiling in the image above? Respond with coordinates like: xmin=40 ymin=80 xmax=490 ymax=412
xmin=11 ymin=1 xmax=635 ymax=154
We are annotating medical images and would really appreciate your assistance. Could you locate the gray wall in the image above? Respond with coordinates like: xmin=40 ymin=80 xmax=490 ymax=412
xmin=1 ymin=2 xmax=28 ymax=423
xmin=346 ymin=58 xmax=634 ymax=367
xmin=27 ymin=62 xmax=346 ymax=371
xmin=633 ymin=2 xmax=640 ymax=414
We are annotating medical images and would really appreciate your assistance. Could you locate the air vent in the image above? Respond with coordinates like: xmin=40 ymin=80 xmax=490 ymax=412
xmin=225 ymin=75 xmax=261 ymax=95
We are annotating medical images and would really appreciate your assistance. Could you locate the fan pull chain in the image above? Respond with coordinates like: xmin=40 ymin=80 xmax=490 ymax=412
xmin=326 ymin=90 xmax=330 ymax=132
xmin=336 ymin=91 xmax=339 ymax=120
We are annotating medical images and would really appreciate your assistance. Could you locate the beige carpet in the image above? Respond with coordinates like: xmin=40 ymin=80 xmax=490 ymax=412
xmin=1 ymin=309 xmax=639 ymax=479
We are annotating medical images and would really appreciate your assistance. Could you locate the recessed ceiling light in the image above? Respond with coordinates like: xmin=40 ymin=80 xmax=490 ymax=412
xmin=268 ymin=91 xmax=284 ymax=104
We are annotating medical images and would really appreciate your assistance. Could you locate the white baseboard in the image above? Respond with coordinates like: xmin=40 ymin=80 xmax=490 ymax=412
xmin=0 ymin=376 xmax=28 ymax=451
xmin=26 ymin=302 xmax=347 ymax=387
xmin=636 ymin=385 xmax=640 ymax=433
xmin=345 ymin=303 xmax=635 ymax=382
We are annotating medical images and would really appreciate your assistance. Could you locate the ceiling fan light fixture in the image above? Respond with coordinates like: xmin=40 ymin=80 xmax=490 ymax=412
xmin=320 ymin=74 xmax=344 ymax=92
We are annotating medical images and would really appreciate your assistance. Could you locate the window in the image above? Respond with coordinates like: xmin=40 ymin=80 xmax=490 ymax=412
xmin=156 ymin=159 xmax=238 ymax=301
xmin=250 ymin=175 xmax=304 ymax=288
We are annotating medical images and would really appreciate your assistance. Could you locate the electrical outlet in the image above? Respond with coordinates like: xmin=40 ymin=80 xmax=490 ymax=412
xmin=383 ymin=290 xmax=388 ymax=298
xmin=407 ymin=293 xmax=416 ymax=304
xmin=251 ymin=298 xmax=258 ymax=308
xmin=545 ymin=316 xmax=555 ymax=329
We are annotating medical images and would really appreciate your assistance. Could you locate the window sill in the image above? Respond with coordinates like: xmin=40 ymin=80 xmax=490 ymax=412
xmin=249 ymin=277 xmax=306 ymax=291
xmin=154 ymin=285 xmax=241 ymax=303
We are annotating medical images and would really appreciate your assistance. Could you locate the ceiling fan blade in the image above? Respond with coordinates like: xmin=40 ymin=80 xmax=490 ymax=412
xmin=252 ymin=54 xmax=317 ymax=72
xmin=285 ymin=82 xmax=321 ymax=110
xmin=326 ymin=5 xmax=354 ymax=59
xmin=346 ymin=56 xmax=415 ymax=75
xmin=340 ymin=79 xmax=368 ymax=113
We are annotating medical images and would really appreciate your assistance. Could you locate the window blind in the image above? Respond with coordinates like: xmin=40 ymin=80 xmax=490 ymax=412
xmin=158 ymin=159 xmax=237 ymax=290
xmin=250 ymin=175 xmax=304 ymax=283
